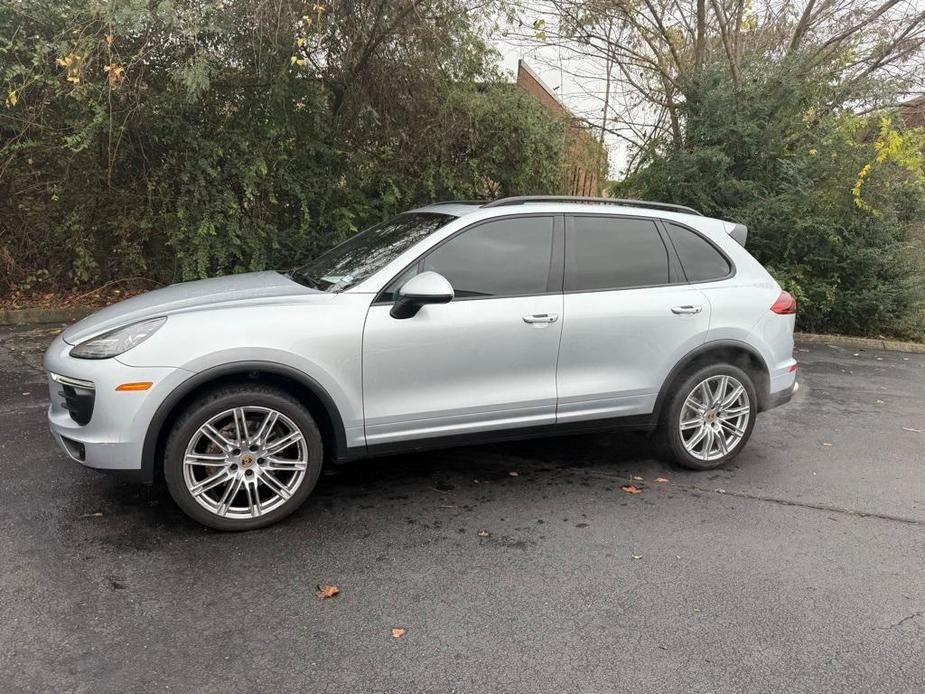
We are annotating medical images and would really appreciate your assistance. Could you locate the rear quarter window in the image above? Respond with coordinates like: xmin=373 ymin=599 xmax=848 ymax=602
xmin=664 ymin=222 xmax=731 ymax=282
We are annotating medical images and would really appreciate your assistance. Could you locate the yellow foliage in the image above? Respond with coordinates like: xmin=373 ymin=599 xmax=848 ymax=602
xmin=56 ymin=53 xmax=83 ymax=84
xmin=5 ymin=90 xmax=17 ymax=108
xmin=852 ymin=116 xmax=924 ymax=214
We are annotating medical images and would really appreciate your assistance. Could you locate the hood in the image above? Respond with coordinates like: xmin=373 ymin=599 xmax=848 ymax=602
xmin=62 ymin=271 xmax=321 ymax=345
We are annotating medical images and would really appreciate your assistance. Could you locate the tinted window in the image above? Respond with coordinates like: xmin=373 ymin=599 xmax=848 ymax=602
xmin=383 ymin=217 xmax=554 ymax=299
xmin=566 ymin=217 xmax=668 ymax=291
xmin=422 ymin=217 xmax=554 ymax=297
xmin=665 ymin=222 xmax=731 ymax=282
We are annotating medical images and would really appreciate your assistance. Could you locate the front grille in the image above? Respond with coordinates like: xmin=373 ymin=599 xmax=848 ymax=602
xmin=50 ymin=373 xmax=96 ymax=426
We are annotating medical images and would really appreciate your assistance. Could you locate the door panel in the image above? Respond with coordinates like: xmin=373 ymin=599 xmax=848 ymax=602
xmin=556 ymin=214 xmax=711 ymax=423
xmin=362 ymin=214 xmax=564 ymax=446
xmin=556 ymin=285 xmax=710 ymax=422
xmin=363 ymin=295 xmax=562 ymax=444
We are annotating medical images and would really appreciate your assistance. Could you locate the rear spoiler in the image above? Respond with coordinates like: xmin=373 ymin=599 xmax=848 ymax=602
xmin=723 ymin=221 xmax=748 ymax=247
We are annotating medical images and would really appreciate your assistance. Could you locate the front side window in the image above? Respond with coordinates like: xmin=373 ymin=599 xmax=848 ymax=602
xmin=289 ymin=212 xmax=455 ymax=292
xmin=664 ymin=222 xmax=732 ymax=282
xmin=566 ymin=216 xmax=669 ymax=291
xmin=384 ymin=216 xmax=555 ymax=300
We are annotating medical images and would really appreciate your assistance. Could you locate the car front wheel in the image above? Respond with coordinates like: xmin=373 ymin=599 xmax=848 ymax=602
xmin=662 ymin=364 xmax=757 ymax=470
xmin=164 ymin=384 xmax=323 ymax=530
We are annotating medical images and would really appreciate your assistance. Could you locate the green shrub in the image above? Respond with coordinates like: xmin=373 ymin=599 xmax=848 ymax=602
xmin=614 ymin=59 xmax=925 ymax=340
xmin=0 ymin=0 xmax=568 ymax=289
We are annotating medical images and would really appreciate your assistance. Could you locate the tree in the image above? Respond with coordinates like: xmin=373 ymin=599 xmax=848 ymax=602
xmin=0 ymin=0 xmax=567 ymax=289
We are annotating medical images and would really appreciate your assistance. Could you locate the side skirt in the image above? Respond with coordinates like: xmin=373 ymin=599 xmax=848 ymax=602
xmin=342 ymin=413 xmax=658 ymax=462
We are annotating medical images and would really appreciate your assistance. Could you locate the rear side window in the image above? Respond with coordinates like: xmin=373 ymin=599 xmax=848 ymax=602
xmin=665 ymin=222 xmax=731 ymax=282
xmin=566 ymin=216 xmax=669 ymax=291
xmin=382 ymin=216 xmax=555 ymax=300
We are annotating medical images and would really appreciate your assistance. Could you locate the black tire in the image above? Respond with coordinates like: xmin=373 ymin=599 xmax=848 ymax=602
xmin=659 ymin=363 xmax=757 ymax=470
xmin=163 ymin=384 xmax=323 ymax=531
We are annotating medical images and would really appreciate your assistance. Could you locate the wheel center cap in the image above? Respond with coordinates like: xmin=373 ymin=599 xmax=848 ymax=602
xmin=240 ymin=453 xmax=255 ymax=468
xmin=705 ymin=410 xmax=718 ymax=423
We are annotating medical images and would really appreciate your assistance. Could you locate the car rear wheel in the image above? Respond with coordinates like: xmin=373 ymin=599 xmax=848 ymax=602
xmin=661 ymin=363 xmax=757 ymax=470
xmin=164 ymin=384 xmax=323 ymax=531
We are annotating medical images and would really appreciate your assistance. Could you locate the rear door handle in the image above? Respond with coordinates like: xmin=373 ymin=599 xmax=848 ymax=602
xmin=671 ymin=305 xmax=703 ymax=315
xmin=523 ymin=313 xmax=559 ymax=324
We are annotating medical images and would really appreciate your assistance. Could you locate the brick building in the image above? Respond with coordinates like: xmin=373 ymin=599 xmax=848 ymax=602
xmin=516 ymin=60 xmax=607 ymax=196
xmin=899 ymin=95 xmax=925 ymax=129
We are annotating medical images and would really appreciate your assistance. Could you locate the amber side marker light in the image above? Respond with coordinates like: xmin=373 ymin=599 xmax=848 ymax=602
xmin=115 ymin=382 xmax=153 ymax=392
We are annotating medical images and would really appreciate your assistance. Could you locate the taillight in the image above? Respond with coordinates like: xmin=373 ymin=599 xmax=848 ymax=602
xmin=771 ymin=290 xmax=797 ymax=315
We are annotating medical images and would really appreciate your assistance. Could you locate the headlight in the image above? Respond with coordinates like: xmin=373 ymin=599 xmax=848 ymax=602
xmin=69 ymin=317 xmax=167 ymax=359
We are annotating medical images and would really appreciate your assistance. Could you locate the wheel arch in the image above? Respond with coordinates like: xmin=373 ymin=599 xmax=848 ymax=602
xmin=140 ymin=361 xmax=348 ymax=484
xmin=653 ymin=340 xmax=771 ymax=421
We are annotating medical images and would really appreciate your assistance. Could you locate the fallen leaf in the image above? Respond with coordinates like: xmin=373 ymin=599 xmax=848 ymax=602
xmin=875 ymin=399 xmax=885 ymax=405
xmin=391 ymin=627 xmax=406 ymax=638
xmin=631 ymin=554 xmax=642 ymax=560
xmin=316 ymin=584 xmax=340 ymax=599
xmin=632 ymin=475 xmax=643 ymax=481
xmin=901 ymin=427 xmax=923 ymax=433
xmin=654 ymin=477 xmax=670 ymax=483
xmin=477 ymin=529 xmax=490 ymax=538
xmin=508 ymin=471 xmax=519 ymax=477
xmin=621 ymin=484 xmax=642 ymax=494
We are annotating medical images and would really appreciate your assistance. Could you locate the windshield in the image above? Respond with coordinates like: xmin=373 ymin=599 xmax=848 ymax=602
xmin=288 ymin=212 xmax=455 ymax=292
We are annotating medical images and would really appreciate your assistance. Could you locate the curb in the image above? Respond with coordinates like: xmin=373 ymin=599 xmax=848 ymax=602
xmin=796 ymin=332 xmax=925 ymax=354
xmin=0 ymin=307 xmax=94 ymax=326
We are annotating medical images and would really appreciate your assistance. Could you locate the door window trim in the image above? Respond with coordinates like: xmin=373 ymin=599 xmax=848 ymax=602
xmin=372 ymin=213 xmax=565 ymax=304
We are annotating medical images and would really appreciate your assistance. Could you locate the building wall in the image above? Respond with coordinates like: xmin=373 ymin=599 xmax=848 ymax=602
xmin=516 ymin=61 xmax=607 ymax=197
xmin=899 ymin=96 xmax=925 ymax=129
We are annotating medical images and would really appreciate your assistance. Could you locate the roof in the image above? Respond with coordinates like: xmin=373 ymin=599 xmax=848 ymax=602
xmin=413 ymin=196 xmax=702 ymax=219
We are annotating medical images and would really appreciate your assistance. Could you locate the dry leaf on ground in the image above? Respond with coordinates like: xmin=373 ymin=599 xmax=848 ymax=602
xmin=654 ymin=477 xmax=670 ymax=483
xmin=477 ymin=529 xmax=490 ymax=538
xmin=632 ymin=475 xmax=643 ymax=481
xmin=508 ymin=471 xmax=519 ymax=477
xmin=391 ymin=628 xmax=406 ymax=639
xmin=621 ymin=484 xmax=643 ymax=494
xmin=631 ymin=554 xmax=642 ymax=560
xmin=316 ymin=584 xmax=341 ymax=599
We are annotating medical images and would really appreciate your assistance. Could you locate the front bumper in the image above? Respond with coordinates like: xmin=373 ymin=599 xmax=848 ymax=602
xmin=44 ymin=334 xmax=192 ymax=475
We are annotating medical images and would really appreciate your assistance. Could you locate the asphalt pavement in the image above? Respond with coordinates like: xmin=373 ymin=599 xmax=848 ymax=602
xmin=0 ymin=324 xmax=923 ymax=693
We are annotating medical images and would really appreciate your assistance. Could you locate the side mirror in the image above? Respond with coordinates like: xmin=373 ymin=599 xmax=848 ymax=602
xmin=390 ymin=271 xmax=454 ymax=319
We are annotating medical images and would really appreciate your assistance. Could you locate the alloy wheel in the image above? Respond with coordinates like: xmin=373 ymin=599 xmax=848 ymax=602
xmin=182 ymin=406 xmax=309 ymax=519
xmin=679 ymin=375 xmax=751 ymax=462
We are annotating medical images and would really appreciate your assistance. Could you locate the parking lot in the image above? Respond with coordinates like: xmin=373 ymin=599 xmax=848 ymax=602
xmin=1 ymin=323 xmax=923 ymax=693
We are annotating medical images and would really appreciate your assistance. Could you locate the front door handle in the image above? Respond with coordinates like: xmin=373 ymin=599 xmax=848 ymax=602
xmin=523 ymin=313 xmax=559 ymax=324
xmin=671 ymin=305 xmax=703 ymax=315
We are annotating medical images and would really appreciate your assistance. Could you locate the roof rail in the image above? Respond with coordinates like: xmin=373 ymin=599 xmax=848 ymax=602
xmin=481 ymin=195 xmax=702 ymax=216
xmin=425 ymin=200 xmax=490 ymax=206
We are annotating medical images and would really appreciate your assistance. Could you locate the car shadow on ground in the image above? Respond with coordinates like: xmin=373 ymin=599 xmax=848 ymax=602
xmin=83 ymin=428 xmax=742 ymax=540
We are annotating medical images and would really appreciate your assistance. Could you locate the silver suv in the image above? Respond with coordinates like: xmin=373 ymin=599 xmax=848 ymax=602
xmin=45 ymin=196 xmax=798 ymax=530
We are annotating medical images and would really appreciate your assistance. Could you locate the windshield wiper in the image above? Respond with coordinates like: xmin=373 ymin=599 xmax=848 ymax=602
xmin=286 ymin=269 xmax=322 ymax=290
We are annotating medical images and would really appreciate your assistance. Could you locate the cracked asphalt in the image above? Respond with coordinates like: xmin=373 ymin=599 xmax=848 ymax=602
xmin=0 ymin=324 xmax=923 ymax=693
